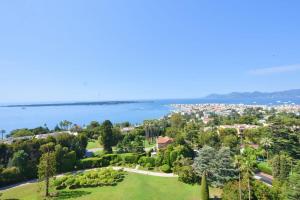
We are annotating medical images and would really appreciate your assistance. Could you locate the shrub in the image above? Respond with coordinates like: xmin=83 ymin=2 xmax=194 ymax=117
xmin=177 ymin=166 xmax=199 ymax=184
xmin=257 ymin=162 xmax=272 ymax=175
xmin=145 ymin=163 xmax=153 ymax=170
xmin=253 ymin=180 xmax=278 ymax=200
xmin=77 ymin=157 xmax=109 ymax=169
xmin=101 ymin=154 xmax=120 ymax=165
xmin=138 ymin=156 xmax=155 ymax=167
xmin=54 ymin=168 xmax=126 ymax=189
xmin=61 ymin=151 xmax=77 ymax=172
xmin=222 ymin=179 xmax=249 ymax=200
xmin=0 ymin=167 xmax=22 ymax=187
xmin=161 ymin=164 xmax=171 ymax=173
xmin=155 ymin=155 xmax=163 ymax=167
xmin=119 ymin=153 xmax=139 ymax=164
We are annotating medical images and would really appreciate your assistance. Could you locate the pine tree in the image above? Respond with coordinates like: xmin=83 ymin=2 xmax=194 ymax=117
xmin=200 ymin=173 xmax=209 ymax=200
xmin=215 ymin=147 xmax=238 ymax=187
xmin=193 ymin=146 xmax=237 ymax=187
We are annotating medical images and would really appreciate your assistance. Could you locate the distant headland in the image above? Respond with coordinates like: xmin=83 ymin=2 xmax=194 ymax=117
xmin=1 ymin=100 xmax=145 ymax=108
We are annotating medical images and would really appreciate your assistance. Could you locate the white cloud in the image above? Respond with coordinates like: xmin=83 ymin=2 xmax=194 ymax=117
xmin=249 ymin=64 xmax=300 ymax=75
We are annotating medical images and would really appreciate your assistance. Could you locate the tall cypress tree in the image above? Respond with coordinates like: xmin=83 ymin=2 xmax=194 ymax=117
xmin=200 ymin=173 xmax=209 ymax=200
xmin=99 ymin=120 xmax=114 ymax=153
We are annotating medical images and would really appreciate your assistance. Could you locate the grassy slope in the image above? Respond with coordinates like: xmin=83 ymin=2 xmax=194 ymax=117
xmin=86 ymin=140 xmax=102 ymax=149
xmin=1 ymin=173 xmax=222 ymax=200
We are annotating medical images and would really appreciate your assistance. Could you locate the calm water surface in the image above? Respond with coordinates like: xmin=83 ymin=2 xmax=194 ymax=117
xmin=1 ymin=98 xmax=299 ymax=134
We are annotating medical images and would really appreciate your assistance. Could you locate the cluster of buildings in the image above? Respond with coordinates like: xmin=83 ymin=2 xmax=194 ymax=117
xmin=172 ymin=103 xmax=264 ymax=116
xmin=172 ymin=103 xmax=300 ymax=125
xmin=171 ymin=103 xmax=300 ymax=116
xmin=218 ymin=124 xmax=260 ymax=136
xmin=3 ymin=131 xmax=78 ymax=144
xmin=275 ymin=104 xmax=300 ymax=114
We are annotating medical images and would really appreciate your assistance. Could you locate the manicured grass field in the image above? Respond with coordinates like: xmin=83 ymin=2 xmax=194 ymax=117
xmin=86 ymin=140 xmax=102 ymax=149
xmin=1 ymin=173 xmax=222 ymax=200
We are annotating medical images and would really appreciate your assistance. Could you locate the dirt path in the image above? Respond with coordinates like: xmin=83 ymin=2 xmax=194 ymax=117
xmin=112 ymin=167 xmax=177 ymax=178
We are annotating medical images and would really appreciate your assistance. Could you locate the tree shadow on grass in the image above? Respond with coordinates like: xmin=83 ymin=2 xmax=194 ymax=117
xmin=3 ymin=199 xmax=20 ymax=200
xmin=54 ymin=191 xmax=91 ymax=200
xmin=210 ymin=197 xmax=221 ymax=200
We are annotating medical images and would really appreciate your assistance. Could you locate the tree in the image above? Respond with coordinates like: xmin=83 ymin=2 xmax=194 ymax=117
xmin=170 ymin=113 xmax=184 ymax=128
xmin=144 ymin=123 xmax=161 ymax=143
xmin=270 ymin=125 xmax=300 ymax=159
xmin=197 ymin=131 xmax=220 ymax=149
xmin=215 ymin=147 xmax=238 ymax=186
xmin=234 ymin=155 xmax=243 ymax=200
xmin=240 ymin=153 xmax=256 ymax=200
xmin=54 ymin=145 xmax=76 ymax=173
xmin=173 ymin=156 xmax=199 ymax=184
xmin=252 ymin=180 xmax=278 ymax=200
xmin=59 ymin=120 xmax=72 ymax=131
xmin=0 ymin=143 xmax=11 ymax=166
xmin=10 ymin=150 xmax=29 ymax=176
xmin=99 ymin=120 xmax=114 ymax=153
xmin=0 ymin=129 xmax=5 ymax=140
xmin=38 ymin=146 xmax=56 ymax=197
xmin=200 ymin=173 xmax=209 ymax=200
xmin=285 ymin=161 xmax=300 ymax=200
xmin=272 ymin=154 xmax=292 ymax=181
xmin=193 ymin=146 xmax=215 ymax=182
xmin=9 ymin=129 xmax=33 ymax=137
xmin=193 ymin=146 xmax=237 ymax=187
xmin=260 ymin=137 xmax=273 ymax=160
xmin=222 ymin=180 xmax=248 ymax=200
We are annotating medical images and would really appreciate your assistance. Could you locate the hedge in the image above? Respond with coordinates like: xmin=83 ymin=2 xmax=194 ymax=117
xmin=76 ymin=157 xmax=110 ymax=169
xmin=78 ymin=153 xmax=145 ymax=170
xmin=119 ymin=153 xmax=139 ymax=164
xmin=138 ymin=156 xmax=155 ymax=167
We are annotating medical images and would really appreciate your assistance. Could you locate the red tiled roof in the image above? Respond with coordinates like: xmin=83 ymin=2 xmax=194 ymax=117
xmin=157 ymin=136 xmax=173 ymax=144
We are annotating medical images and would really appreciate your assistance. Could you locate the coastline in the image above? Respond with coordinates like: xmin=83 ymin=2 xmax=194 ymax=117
xmin=1 ymin=100 xmax=148 ymax=108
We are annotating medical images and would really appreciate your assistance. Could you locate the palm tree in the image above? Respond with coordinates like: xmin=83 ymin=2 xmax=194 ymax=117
xmin=0 ymin=129 xmax=5 ymax=140
xmin=234 ymin=155 xmax=242 ymax=200
xmin=240 ymin=154 xmax=256 ymax=200
xmin=260 ymin=137 xmax=273 ymax=160
xmin=59 ymin=120 xmax=72 ymax=131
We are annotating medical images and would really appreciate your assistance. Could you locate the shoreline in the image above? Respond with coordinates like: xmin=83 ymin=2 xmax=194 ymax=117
xmin=1 ymin=100 xmax=149 ymax=108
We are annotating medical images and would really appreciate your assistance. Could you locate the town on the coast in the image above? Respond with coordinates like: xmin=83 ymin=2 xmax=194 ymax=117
xmin=1 ymin=101 xmax=300 ymax=200
xmin=1 ymin=0 xmax=300 ymax=199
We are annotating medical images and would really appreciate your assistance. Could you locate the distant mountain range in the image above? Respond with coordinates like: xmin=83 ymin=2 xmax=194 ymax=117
xmin=205 ymin=89 xmax=300 ymax=99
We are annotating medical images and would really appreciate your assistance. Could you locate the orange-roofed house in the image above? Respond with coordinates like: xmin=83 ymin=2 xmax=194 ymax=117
xmin=156 ymin=136 xmax=174 ymax=150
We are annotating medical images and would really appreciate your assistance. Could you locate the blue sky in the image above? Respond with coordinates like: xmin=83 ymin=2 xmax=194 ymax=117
xmin=0 ymin=0 xmax=300 ymax=103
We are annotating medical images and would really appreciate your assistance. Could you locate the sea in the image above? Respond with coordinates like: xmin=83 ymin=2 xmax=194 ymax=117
xmin=1 ymin=98 xmax=300 ymax=135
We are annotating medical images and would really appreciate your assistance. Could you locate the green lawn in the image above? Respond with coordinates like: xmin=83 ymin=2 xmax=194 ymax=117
xmin=144 ymin=140 xmax=156 ymax=148
xmin=86 ymin=140 xmax=102 ymax=149
xmin=257 ymin=161 xmax=272 ymax=175
xmin=1 ymin=173 xmax=222 ymax=200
